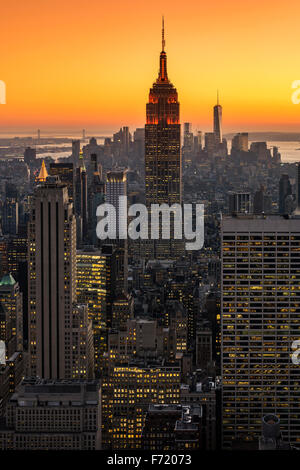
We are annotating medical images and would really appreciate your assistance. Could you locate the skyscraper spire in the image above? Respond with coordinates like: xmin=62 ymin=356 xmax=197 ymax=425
xmin=158 ymin=17 xmax=168 ymax=82
xmin=214 ymin=91 xmax=223 ymax=144
xmin=145 ymin=18 xmax=182 ymax=259
xmin=162 ymin=16 xmax=165 ymax=51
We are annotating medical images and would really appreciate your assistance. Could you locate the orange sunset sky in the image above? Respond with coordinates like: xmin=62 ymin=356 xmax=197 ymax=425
xmin=1 ymin=0 xmax=300 ymax=134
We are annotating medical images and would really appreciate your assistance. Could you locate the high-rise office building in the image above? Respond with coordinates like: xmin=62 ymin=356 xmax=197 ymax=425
xmin=24 ymin=147 xmax=36 ymax=165
xmin=0 ymin=274 xmax=25 ymax=416
xmin=182 ymin=123 xmax=194 ymax=166
xmin=213 ymin=92 xmax=222 ymax=145
xmin=0 ymin=273 xmax=23 ymax=352
xmin=183 ymin=123 xmax=193 ymax=150
xmin=297 ymin=163 xmax=300 ymax=211
xmin=87 ymin=154 xmax=105 ymax=245
xmin=204 ymin=132 xmax=216 ymax=155
xmin=75 ymin=152 xmax=88 ymax=243
xmin=105 ymin=169 xmax=128 ymax=295
xmin=28 ymin=176 xmax=93 ymax=379
xmin=250 ymin=142 xmax=271 ymax=162
xmin=228 ymin=191 xmax=251 ymax=214
xmin=145 ymin=19 xmax=182 ymax=259
xmin=221 ymin=215 xmax=300 ymax=448
xmin=72 ymin=140 xmax=80 ymax=165
xmin=0 ymin=238 xmax=8 ymax=278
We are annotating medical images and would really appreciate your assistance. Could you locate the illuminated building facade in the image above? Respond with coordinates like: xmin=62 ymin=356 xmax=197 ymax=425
xmin=76 ymin=248 xmax=108 ymax=374
xmin=101 ymin=362 xmax=180 ymax=449
xmin=105 ymin=169 xmax=128 ymax=295
xmin=2 ymin=197 xmax=18 ymax=236
xmin=221 ymin=215 xmax=300 ymax=448
xmin=111 ymin=293 xmax=133 ymax=330
xmin=145 ymin=19 xmax=182 ymax=259
xmin=75 ymin=152 xmax=88 ymax=243
xmin=213 ymin=92 xmax=222 ymax=145
xmin=0 ymin=288 xmax=25 ymax=416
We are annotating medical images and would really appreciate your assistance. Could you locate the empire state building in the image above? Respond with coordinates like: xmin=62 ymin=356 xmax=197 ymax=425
xmin=145 ymin=19 xmax=183 ymax=259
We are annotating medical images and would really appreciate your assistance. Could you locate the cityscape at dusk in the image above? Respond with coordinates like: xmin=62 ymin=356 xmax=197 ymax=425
xmin=1 ymin=0 xmax=300 ymax=461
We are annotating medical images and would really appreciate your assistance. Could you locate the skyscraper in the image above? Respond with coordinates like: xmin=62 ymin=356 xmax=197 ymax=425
xmin=49 ymin=162 xmax=74 ymax=204
xmin=87 ymin=154 xmax=105 ymax=245
xmin=213 ymin=91 xmax=222 ymax=145
xmin=76 ymin=247 xmax=109 ymax=374
xmin=297 ymin=162 xmax=300 ymax=211
xmin=102 ymin=361 xmax=180 ymax=449
xmin=105 ymin=169 xmax=128 ymax=295
xmin=1 ymin=197 xmax=18 ymax=235
xmin=145 ymin=18 xmax=182 ymax=259
xmin=75 ymin=151 xmax=88 ymax=243
xmin=279 ymin=174 xmax=293 ymax=214
xmin=221 ymin=214 xmax=300 ymax=448
xmin=28 ymin=176 xmax=93 ymax=379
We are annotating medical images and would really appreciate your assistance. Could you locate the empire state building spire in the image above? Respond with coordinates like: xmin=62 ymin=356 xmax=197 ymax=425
xmin=162 ymin=16 xmax=165 ymax=51
xmin=158 ymin=16 xmax=168 ymax=83
xmin=145 ymin=18 xmax=182 ymax=259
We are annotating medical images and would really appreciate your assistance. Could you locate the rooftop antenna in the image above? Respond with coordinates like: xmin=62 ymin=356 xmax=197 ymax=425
xmin=162 ymin=16 xmax=165 ymax=51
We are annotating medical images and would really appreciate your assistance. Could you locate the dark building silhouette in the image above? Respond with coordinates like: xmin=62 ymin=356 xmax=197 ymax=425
xmin=75 ymin=152 xmax=88 ymax=243
xmin=28 ymin=177 xmax=94 ymax=379
xmin=253 ymin=185 xmax=272 ymax=214
xmin=279 ymin=174 xmax=292 ymax=214
xmin=228 ymin=191 xmax=251 ymax=214
xmin=49 ymin=162 xmax=74 ymax=204
xmin=72 ymin=140 xmax=80 ymax=165
xmin=213 ymin=91 xmax=222 ymax=145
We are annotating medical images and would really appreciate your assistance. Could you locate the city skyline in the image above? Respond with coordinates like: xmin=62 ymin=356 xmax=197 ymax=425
xmin=1 ymin=0 xmax=300 ymax=455
xmin=1 ymin=0 xmax=300 ymax=132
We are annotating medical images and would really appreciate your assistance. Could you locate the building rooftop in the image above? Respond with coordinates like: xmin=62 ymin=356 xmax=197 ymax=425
xmin=10 ymin=377 xmax=100 ymax=407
